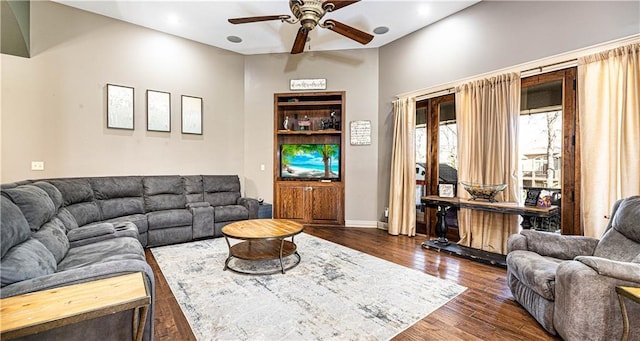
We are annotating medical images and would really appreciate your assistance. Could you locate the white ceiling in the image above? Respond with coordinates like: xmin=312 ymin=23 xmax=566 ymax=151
xmin=55 ymin=0 xmax=479 ymax=55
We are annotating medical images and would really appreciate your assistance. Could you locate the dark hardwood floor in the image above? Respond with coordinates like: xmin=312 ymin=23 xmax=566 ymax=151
xmin=145 ymin=226 xmax=560 ymax=341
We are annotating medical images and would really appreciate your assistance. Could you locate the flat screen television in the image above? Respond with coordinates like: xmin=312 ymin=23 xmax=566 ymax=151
xmin=280 ymin=144 xmax=340 ymax=180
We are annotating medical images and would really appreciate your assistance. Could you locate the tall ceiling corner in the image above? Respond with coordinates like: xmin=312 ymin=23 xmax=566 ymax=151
xmin=1 ymin=0 xmax=30 ymax=58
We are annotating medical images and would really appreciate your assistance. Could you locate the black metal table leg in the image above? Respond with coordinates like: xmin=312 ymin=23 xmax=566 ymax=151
xmin=434 ymin=203 xmax=450 ymax=245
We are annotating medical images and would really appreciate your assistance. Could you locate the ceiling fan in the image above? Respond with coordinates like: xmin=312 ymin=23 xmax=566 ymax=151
xmin=228 ymin=0 xmax=374 ymax=54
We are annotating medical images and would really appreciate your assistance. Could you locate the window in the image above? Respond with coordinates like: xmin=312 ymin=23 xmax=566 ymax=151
xmin=520 ymin=80 xmax=563 ymax=190
xmin=438 ymin=101 xmax=457 ymax=173
xmin=416 ymin=94 xmax=458 ymax=238
xmin=520 ymin=69 xmax=579 ymax=235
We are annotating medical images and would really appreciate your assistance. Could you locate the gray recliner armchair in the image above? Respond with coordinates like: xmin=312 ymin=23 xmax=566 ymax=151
xmin=506 ymin=196 xmax=640 ymax=341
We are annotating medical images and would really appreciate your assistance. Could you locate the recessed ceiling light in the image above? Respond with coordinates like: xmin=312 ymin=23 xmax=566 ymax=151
xmin=227 ymin=36 xmax=242 ymax=43
xmin=373 ymin=26 xmax=389 ymax=35
xmin=167 ymin=13 xmax=180 ymax=26
xmin=418 ymin=4 xmax=431 ymax=16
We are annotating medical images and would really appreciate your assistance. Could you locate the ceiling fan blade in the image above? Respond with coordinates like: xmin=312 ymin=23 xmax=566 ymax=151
xmin=322 ymin=0 xmax=360 ymax=12
xmin=228 ymin=15 xmax=290 ymax=24
xmin=291 ymin=27 xmax=309 ymax=54
xmin=323 ymin=19 xmax=373 ymax=45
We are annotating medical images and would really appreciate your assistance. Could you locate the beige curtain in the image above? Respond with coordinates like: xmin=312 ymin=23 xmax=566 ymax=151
xmin=578 ymin=43 xmax=640 ymax=238
xmin=388 ymin=97 xmax=416 ymax=236
xmin=455 ymin=73 xmax=521 ymax=254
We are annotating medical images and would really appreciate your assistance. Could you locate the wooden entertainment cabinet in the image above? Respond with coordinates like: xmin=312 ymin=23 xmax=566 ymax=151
xmin=273 ymin=91 xmax=345 ymax=225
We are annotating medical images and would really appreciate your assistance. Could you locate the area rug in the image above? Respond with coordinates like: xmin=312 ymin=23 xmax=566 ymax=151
xmin=151 ymin=233 xmax=466 ymax=340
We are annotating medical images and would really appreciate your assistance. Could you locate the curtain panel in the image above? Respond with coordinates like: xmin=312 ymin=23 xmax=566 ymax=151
xmin=578 ymin=43 xmax=640 ymax=238
xmin=455 ymin=73 xmax=521 ymax=254
xmin=388 ymin=97 xmax=416 ymax=236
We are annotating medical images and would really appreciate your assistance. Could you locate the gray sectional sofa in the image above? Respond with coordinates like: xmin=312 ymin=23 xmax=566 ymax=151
xmin=0 ymin=175 xmax=259 ymax=341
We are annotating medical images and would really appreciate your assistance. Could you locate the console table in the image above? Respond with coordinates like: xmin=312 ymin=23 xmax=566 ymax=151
xmin=0 ymin=272 xmax=150 ymax=340
xmin=421 ymin=195 xmax=559 ymax=267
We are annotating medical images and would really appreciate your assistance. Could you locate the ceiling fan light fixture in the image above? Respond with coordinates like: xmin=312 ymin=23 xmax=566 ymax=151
xmin=228 ymin=0 xmax=373 ymax=54
xmin=373 ymin=26 xmax=389 ymax=35
xmin=227 ymin=35 xmax=243 ymax=43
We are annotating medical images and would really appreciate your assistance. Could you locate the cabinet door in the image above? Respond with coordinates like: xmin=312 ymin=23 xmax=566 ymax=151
xmin=309 ymin=185 xmax=343 ymax=224
xmin=276 ymin=185 xmax=306 ymax=220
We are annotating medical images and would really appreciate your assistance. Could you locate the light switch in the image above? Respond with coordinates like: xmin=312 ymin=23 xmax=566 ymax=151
xmin=31 ymin=161 xmax=45 ymax=171
xmin=260 ymin=164 xmax=265 ymax=171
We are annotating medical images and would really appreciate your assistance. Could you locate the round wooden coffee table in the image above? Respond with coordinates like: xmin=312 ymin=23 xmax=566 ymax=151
xmin=221 ymin=219 xmax=303 ymax=275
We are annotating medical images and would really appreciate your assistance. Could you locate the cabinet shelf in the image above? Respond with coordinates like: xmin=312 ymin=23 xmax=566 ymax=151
xmin=277 ymin=100 xmax=342 ymax=106
xmin=277 ymin=130 xmax=341 ymax=136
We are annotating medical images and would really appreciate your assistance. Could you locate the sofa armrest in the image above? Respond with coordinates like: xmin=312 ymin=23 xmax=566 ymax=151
xmin=574 ymin=256 xmax=640 ymax=283
xmin=188 ymin=202 xmax=214 ymax=239
xmin=67 ymin=222 xmax=139 ymax=248
xmin=0 ymin=259 xmax=154 ymax=298
xmin=554 ymin=259 xmax=640 ymax=341
xmin=186 ymin=201 xmax=211 ymax=209
xmin=515 ymin=229 xmax=599 ymax=260
xmin=238 ymin=197 xmax=259 ymax=219
xmin=507 ymin=233 xmax=528 ymax=252
xmin=67 ymin=223 xmax=115 ymax=242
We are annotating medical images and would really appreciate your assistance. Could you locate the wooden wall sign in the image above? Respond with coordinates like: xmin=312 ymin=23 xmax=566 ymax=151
xmin=350 ymin=120 xmax=371 ymax=145
xmin=290 ymin=79 xmax=327 ymax=91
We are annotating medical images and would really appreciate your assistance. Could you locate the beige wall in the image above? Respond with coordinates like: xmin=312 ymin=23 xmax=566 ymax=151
xmin=377 ymin=1 xmax=640 ymax=220
xmin=5 ymin=1 xmax=636 ymax=226
xmin=1 ymin=2 xmax=245 ymax=183
xmin=243 ymin=51 xmax=379 ymax=225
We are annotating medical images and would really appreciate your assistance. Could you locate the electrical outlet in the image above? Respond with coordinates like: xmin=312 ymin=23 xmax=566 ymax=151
xmin=31 ymin=161 xmax=45 ymax=171
xmin=260 ymin=164 xmax=265 ymax=171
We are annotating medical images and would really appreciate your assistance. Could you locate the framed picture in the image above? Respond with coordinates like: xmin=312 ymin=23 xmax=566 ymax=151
xmin=524 ymin=189 xmax=541 ymax=206
xmin=146 ymin=90 xmax=171 ymax=132
xmin=438 ymin=184 xmax=455 ymax=198
xmin=181 ymin=95 xmax=202 ymax=135
xmin=107 ymin=84 xmax=134 ymax=130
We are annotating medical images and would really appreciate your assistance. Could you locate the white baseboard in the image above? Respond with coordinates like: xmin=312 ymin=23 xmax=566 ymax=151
xmin=376 ymin=221 xmax=388 ymax=230
xmin=345 ymin=220 xmax=378 ymax=228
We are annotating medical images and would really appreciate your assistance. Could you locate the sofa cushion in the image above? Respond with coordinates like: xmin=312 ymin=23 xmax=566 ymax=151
xmin=203 ymin=176 xmax=241 ymax=206
xmin=91 ymin=176 xmax=144 ymax=199
xmin=97 ymin=197 xmax=145 ymax=220
xmin=506 ymin=250 xmax=562 ymax=301
xmin=57 ymin=237 xmax=144 ymax=271
xmin=611 ymin=195 xmax=640 ymax=242
xmin=593 ymin=196 xmax=640 ymax=262
xmin=143 ymin=176 xmax=186 ymax=211
xmin=56 ymin=207 xmax=79 ymax=232
xmin=145 ymin=194 xmax=186 ymax=212
xmin=183 ymin=175 xmax=204 ymax=203
xmin=2 ymin=185 xmax=56 ymax=231
xmin=203 ymin=175 xmax=240 ymax=192
xmin=143 ymin=176 xmax=183 ymax=196
xmin=32 ymin=181 xmax=64 ymax=210
xmin=48 ymin=179 xmax=102 ymax=226
xmin=214 ymin=205 xmax=249 ymax=222
xmin=32 ymin=218 xmax=69 ymax=263
xmin=1 ymin=196 xmax=31 ymax=258
xmin=65 ymin=201 xmax=102 ymax=227
xmin=91 ymin=177 xmax=145 ymax=219
xmin=47 ymin=179 xmax=94 ymax=206
xmin=104 ymin=214 xmax=148 ymax=234
xmin=146 ymin=209 xmax=192 ymax=230
xmin=1 ymin=239 xmax=56 ymax=287
xmin=205 ymin=192 xmax=241 ymax=207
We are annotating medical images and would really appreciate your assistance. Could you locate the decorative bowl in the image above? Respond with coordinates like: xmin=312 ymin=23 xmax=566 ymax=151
xmin=460 ymin=182 xmax=507 ymax=203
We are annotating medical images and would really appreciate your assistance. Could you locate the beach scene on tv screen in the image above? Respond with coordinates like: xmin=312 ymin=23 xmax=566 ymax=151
xmin=281 ymin=144 xmax=339 ymax=179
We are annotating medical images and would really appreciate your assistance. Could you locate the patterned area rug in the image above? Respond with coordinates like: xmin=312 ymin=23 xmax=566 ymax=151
xmin=151 ymin=233 xmax=466 ymax=340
